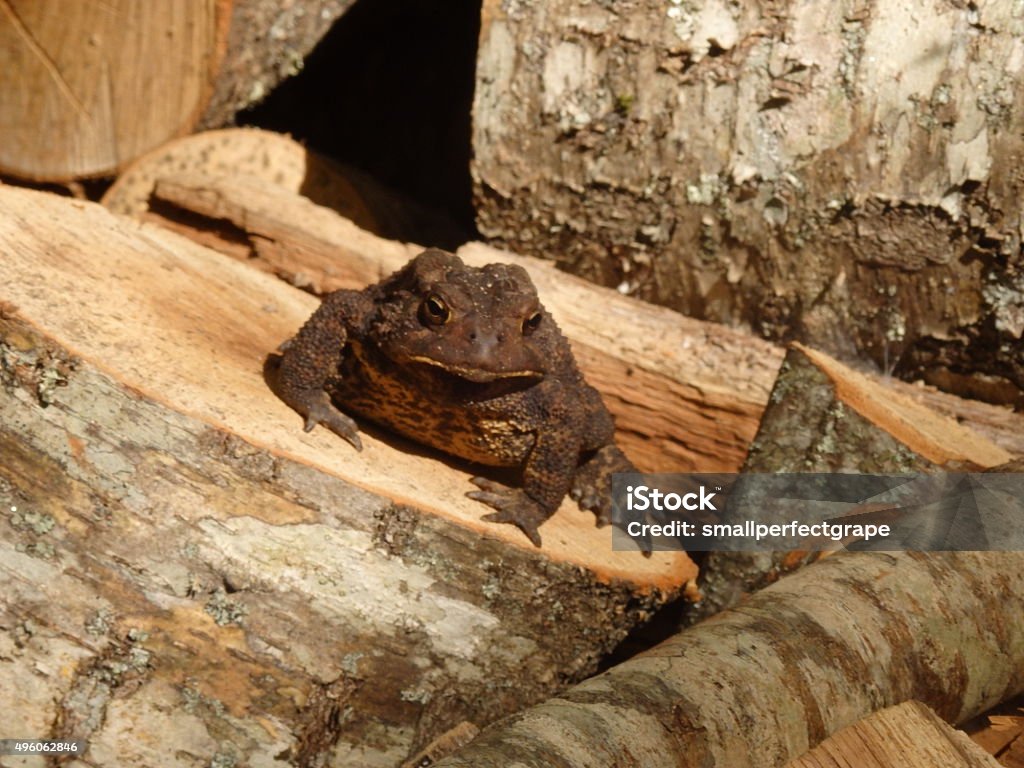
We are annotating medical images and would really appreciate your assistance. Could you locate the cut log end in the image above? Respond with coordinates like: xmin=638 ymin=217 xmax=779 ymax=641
xmin=0 ymin=0 xmax=228 ymax=181
xmin=787 ymin=701 xmax=1003 ymax=768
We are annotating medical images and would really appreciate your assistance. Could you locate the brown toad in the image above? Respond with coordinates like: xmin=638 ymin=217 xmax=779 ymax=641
xmin=275 ymin=248 xmax=634 ymax=546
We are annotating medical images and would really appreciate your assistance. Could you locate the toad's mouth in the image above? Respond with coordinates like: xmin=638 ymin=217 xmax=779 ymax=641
xmin=408 ymin=356 xmax=544 ymax=383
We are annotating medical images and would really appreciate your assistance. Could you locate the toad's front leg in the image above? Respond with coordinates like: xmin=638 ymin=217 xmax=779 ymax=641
xmin=276 ymin=289 xmax=366 ymax=450
xmin=468 ymin=416 xmax=581 ymax=547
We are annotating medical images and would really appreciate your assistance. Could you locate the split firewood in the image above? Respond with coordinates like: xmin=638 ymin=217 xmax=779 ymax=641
xmin=693 ymin=343 xmax=1016 ymax=621
xmin=428 ymin=357 xmax=1024 ymax=766
xmin=101 ymin=129 xmax=466 ymax=248
xmin=102 ymin=128 xmax=379 ymax=230
xmin=139 ymin=170 xmax=784 ymax=474
xmin=964 ymin=700 xmax=1024 ymax=766
xmin=1003 ymin=742 xmax=1024 ymax=768
xmin=752 ymin=343 xmax=1012 ymax=470
xmin=786 ymin=700 xmax=1001 ymax=768
xmin=0 ymin=184 xmax=691 ymax=767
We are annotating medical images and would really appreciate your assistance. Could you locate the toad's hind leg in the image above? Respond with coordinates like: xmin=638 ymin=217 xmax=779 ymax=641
xmin=571 ymin=444 xmax=635 ymax=527
xmin=568 ymin=384 xmax=635 ymax=526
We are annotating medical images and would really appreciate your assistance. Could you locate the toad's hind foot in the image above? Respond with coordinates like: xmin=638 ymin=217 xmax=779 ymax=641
xmin=571 ymin=444 xmax=635 ymax=527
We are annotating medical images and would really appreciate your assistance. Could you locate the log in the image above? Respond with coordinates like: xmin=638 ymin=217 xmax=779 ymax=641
xmin=749 ymin=343 xmax=1012 ymax=472
xmin=196 ymin=0 xmax=356 ymax=131
xmin=472 ymin=0 xmax=1024 ymax=404
xmin=102 ymin=128 xmax=378 ymax=231
xmin=0 ymin=1 xmax=354 ymax=182
xmin=0 ymin=184 xmax=691 ymax=767
xmin=786 ymin=701 xmax=1001 ymax=768
xmin=693 ymin=343 xmax=1015 ymax=621
xmin=125 ymin=168 xmax=1024 ymax=470
xmin=423 ymin=355 xmax=1024 ymax=766
xmin=434 ymin=547 xmax=1024 ymax=767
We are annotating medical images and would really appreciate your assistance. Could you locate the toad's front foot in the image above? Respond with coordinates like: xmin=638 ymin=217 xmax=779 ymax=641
xmin=468 ymin=477 xmax=550 ymax=547
xmin=298 ymin=390 xmax=362 ymax=451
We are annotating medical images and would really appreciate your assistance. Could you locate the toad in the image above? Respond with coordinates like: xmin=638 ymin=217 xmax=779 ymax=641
xmin=276 ymin=248 xmax=634 ymax=546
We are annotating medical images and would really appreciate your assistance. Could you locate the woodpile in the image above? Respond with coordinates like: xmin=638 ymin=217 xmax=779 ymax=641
xmin=694 ymin=342 xmax=1016 ymax=622
xmin=2 ymin=4 xmax=1024 ymax=767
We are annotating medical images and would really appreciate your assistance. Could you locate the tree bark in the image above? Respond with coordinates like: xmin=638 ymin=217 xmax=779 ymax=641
xmin=0 ymin=184 xmax=690 ymax=767
xmin=196 ymin=0 xmax=357 ymax=131
xmin=472 ymin=0 xmax=1024 ymax=406
xmin=434 ymin=549 xmax=1024 ymax=767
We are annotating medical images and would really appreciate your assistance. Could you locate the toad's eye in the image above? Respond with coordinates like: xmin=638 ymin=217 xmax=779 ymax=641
xmin=522 ymin=310 xmax=542 ymax=335
xmin=421 ymin=294 xmax=451 ymax=326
